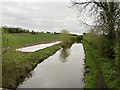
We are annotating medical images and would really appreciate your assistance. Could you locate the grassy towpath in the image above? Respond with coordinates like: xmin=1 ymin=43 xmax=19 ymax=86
xmin=88 ymin=43 xmax=106 ymax=88
xmin=83 ymin=40 xmax=106 ymax=88
xmin=83 ymin=39 xmax=118 ymax=89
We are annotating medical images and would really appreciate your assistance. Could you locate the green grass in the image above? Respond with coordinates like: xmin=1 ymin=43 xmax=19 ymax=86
xmin=3 ymin=33 xmax=60 ymax=48
xmin=82 ymin=40 xmax=97 ymax=88
xmin=97 ymin=57 xmax=119 ymax=88
xmin=82 ymin=40 xmax=119 ymax=89
xmin=2 ymin=32 xmax=61 ymax=89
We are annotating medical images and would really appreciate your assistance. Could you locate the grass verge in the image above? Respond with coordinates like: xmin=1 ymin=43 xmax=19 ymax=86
xmin=82 ymin=40 xmax=118 ymax=89
xmin=82 ymin=40 xmax=97 ymax=88
xmin=3 ymin=43 xmax=61 ymax=89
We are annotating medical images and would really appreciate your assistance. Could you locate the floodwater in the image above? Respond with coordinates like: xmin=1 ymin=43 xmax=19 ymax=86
xmin=18 ymin=43 xmax=85 ymax=88
xmin=16 ymin=41 xmax=61 ymax=52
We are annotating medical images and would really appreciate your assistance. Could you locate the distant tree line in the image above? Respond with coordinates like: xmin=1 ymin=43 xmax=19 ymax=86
xmin=2 ymin=26 xmax=40 ymax=35
xmin=2 ymin=26 xmax=30 ymax=33
xmin=2 ymin=26 xmax=81 ymax=36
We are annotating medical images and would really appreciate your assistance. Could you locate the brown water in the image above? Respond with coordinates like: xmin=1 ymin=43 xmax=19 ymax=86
xmin=18 ymin=43 xmax=85 ymax=88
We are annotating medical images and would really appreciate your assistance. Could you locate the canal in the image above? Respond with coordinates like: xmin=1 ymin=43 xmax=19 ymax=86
xmin=18 ymin=43 xmax=85 ymax=88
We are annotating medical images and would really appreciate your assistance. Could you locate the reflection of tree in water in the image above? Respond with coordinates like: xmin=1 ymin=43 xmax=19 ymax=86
xmin=60 ymin=44 xmax=72 ymax=63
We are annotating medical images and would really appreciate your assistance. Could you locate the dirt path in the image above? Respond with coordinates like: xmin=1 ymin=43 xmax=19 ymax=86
xmin=90 ymin=47 xmax=106 ymax=88
xmin=94 ymin=58 xmax=106 ymax=88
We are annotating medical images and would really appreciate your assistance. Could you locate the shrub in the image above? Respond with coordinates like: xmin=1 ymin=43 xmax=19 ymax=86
xmin=83 ymin=31 xmax=114 ymax=57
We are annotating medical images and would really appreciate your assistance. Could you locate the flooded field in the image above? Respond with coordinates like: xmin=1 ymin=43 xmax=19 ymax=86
xmin=16 ymin=41 xmax=61 ymax=52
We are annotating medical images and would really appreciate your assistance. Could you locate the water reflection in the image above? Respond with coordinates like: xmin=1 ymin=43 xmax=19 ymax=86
xmin=60 ymin=44 xmax=73 ymax=63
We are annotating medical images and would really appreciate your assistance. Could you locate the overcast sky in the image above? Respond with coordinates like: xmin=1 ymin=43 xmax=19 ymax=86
xmin=0 ymin=0 xmax=70 ymax=2
xmin=0 ymin=0 xmax=89 ymax=34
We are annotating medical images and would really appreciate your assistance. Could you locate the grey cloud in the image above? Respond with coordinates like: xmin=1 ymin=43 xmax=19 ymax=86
xmin=1 ymin=1 xmax=87 ymax=34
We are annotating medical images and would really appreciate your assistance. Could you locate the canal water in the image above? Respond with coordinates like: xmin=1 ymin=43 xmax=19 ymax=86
xmin=18 ymin=43 xmax=85 ymax=88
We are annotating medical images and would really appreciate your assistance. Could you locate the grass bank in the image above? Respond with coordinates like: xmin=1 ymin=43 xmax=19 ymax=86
xmin=82 ymin=40 xmax=97 ymax=88
xmin=2 ymin=32 xmax=61 ymax=89
xmin=82 ymin=40 xmax=118 ymax=89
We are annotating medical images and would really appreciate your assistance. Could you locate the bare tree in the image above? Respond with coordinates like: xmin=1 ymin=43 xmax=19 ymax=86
xmin=72 ymin=0 xmax=120 ymax=40
xmin=72 ymin=0 xmax=120 ymax=82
